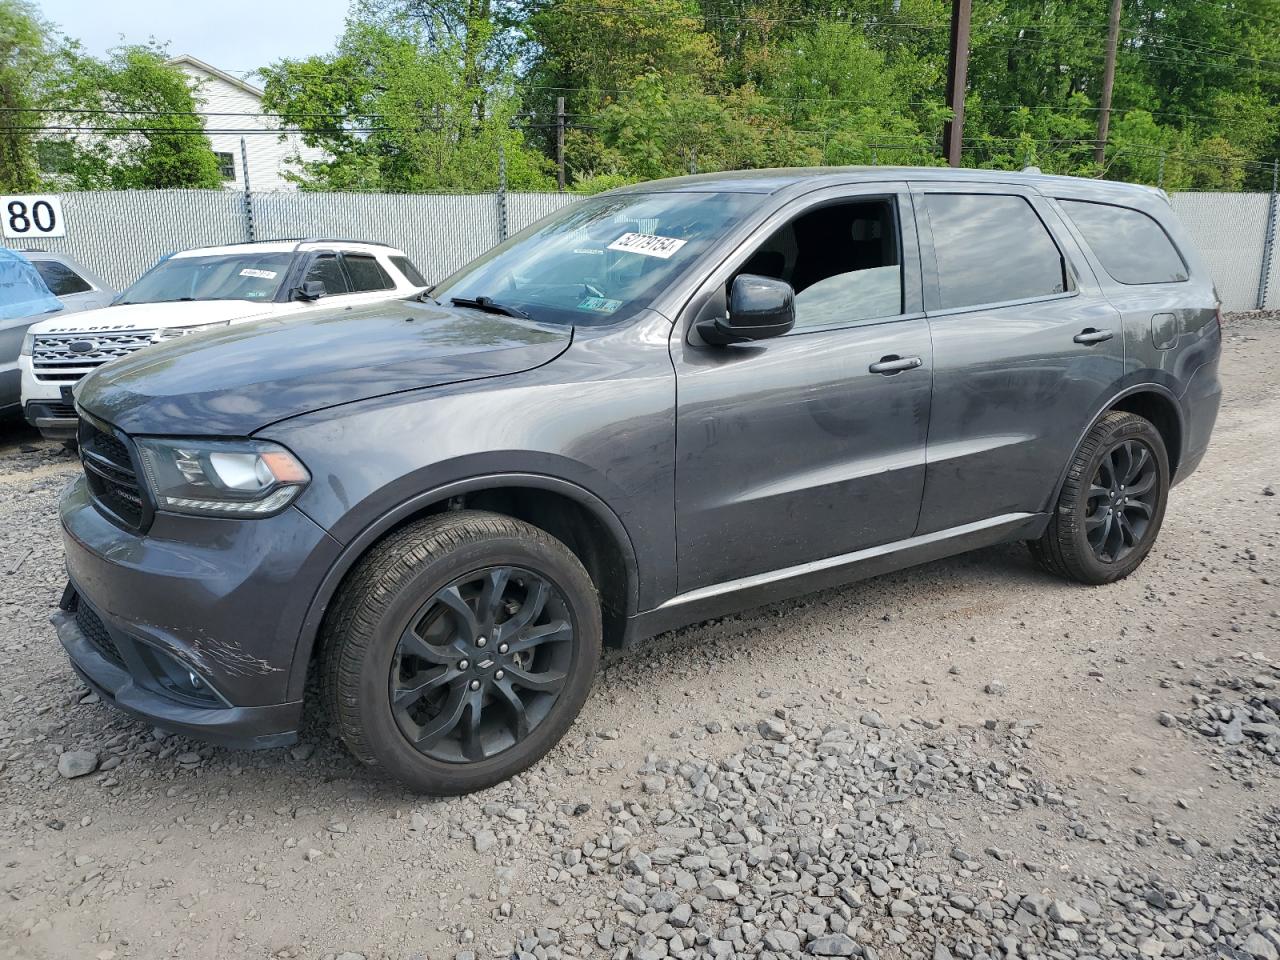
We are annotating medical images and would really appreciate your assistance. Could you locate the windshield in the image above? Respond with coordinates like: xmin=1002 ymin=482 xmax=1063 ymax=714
xmin=119 ymin=252 xmax=293 ymax=304
xmin=431 ymin=191 xmax=763 ymax=325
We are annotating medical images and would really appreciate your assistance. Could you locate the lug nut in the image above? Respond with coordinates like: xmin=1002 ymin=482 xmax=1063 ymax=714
xmin=469 ymin=679 xmax=481 ymax=690
xmin=494 ymin=669 xmax=505 ymax=681
xmin=458 ymin=659 xmax=470 ymax=670
xmin=498 ymin=643 xmax=509 ymax=654
xmin=476 ymin=636 xmax=488 ymax=648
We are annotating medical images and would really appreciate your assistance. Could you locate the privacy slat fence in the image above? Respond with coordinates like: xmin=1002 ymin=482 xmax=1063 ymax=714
xmin=10 ymin=187 xmax=1280 ymax=311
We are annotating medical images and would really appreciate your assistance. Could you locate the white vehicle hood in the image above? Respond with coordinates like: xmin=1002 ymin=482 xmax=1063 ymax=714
xmin=28 ymin=299 xmax=292 ymax=336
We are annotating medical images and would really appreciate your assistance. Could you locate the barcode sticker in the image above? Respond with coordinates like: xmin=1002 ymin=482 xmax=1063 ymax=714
xmin=240 ymin=268 xmax=278 ymax=280
xmin=607 ymin=232 xmax=687 ymax=259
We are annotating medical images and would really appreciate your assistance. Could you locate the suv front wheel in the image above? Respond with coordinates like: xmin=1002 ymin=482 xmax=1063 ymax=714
xmin=321 ymin=511 xmax=602 ymax=794
xmin=1031 ymin=411 xmax=1170 ymax=585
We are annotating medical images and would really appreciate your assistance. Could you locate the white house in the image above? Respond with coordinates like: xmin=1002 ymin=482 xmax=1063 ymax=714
xmin=168 ymin=55 xmax=327 ymax=192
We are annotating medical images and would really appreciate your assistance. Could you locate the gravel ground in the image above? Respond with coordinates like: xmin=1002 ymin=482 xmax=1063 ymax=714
xmin=1 ymin=313 xmax=1277 ymax=960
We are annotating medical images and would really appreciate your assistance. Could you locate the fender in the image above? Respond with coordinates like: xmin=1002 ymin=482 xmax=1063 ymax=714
xmin=284 ymin=472 xmax=641 ymax=700
xmin=1044 ymin=378 xmax=1185 ymax=514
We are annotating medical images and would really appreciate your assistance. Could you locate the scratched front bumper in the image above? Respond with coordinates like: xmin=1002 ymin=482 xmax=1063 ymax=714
xmin=52 ymin=602 xmax=300 ymax=749
xmin=58 ymin=476 xmax=341 ymax=743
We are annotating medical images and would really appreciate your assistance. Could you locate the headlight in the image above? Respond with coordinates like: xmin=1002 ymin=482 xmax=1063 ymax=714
xmin=134 ymin=438 xmax=310 ymax=518
xmin=20 ymin=331 xmax=34 ymax=357
xmin=152 ymin=320 xmax=231 ymax=342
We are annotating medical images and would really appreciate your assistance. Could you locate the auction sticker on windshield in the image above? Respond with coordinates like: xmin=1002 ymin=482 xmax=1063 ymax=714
xmin=240 ymin=268 xmax=278 ymax=280
xmin=607 ymin=232 xmax=687 ymax=259
xmin=577 ymin=297 xmax=622 ymax=314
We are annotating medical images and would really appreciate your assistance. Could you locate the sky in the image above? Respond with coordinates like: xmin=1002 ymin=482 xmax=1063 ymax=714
xmin=35 ymin=0 xmax=352 ymax=79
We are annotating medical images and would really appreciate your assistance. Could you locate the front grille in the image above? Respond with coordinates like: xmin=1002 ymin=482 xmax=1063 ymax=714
xmin=75 ymin=602 xmax=123 ymax=666
xmin=32 ymin=330 xmax=158 ymax=380
xmin=79 ymin=418 xmax=150 ymax=532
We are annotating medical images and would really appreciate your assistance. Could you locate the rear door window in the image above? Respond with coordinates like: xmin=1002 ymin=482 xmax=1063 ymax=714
xmin=390 ymin=255 xmax=428 ymax=287
xmin=33 ymin=260 xmax=92 ymax=297
xmin=923 ymin=193 xmax=1068 ymax=310
xmin=1059 ymin=199 xmax=1188 ymax=284
xmin=304 ymin=254 xmax=350 ymax=296
xmin=343 ymin=254 xmax=394 ymax=292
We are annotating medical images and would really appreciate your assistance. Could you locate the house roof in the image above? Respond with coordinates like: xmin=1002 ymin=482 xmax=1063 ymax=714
xmin=166 ymin=54 xmax=264 ymax=100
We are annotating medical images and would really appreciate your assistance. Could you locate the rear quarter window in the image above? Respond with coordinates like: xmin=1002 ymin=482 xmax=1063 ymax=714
xmin=33 ymin=259 xmax=92 ymax=297
xmin=1058 ymin=199 xmax=1188 ymax=285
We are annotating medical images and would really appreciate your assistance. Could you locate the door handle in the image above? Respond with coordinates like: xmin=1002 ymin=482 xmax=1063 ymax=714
xmin=868 ymin=355 xmax=923 ymax=375
xmin=1073 ymin=328 xmax=1114 ymax=345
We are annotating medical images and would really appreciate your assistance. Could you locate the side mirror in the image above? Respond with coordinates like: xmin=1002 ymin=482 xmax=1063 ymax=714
xmin=696 ymin=274 xmax=795 ymax=345
xmin=293 ymin=280 xmax=326 ymax=302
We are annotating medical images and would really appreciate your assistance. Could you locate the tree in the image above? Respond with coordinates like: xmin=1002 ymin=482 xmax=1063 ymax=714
xmin=0 ymin=0 xmax=50 ymax=191
xmin=43 ymin=44 xmax=222 ymax=189
xmin=262 ymin=15 xmax=552 ymax=191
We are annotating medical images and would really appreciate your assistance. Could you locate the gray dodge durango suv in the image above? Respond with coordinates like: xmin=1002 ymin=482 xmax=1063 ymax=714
xmin=53 ymin=168 xmax=1222 ymax=794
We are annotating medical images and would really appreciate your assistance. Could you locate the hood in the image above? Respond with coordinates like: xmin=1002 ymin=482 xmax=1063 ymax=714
xmin=30 ymin=298 xmax=280 ymax=334
xmin=76 ymin=299 xmax=573 ymax=436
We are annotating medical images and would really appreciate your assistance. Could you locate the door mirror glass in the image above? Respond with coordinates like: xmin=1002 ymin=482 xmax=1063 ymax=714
xmin=293 ymin=280 xmax=326 ymax=302
xmin=697 ymin=274 xmax=795 ymax=345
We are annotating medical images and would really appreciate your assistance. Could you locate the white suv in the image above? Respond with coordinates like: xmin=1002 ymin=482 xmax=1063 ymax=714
xmin=20 ymin=239 xmax=429 ymax=439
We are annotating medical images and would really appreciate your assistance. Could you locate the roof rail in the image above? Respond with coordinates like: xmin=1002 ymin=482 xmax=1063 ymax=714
xmin=291 ymin=238 xmax=396 ymax=249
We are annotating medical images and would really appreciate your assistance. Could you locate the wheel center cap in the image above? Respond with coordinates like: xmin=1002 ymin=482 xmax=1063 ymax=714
xmin=478 ymin=657 xmax=495 ymax=670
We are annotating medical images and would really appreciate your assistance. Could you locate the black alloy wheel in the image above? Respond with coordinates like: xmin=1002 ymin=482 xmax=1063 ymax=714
xmin=1030 ymin=410 xmax=1170 ymax=585
xmin=322 ymin=511 xmax=602 ymax=795
xmin=390 ymin=566 xmax=574 ymax=763
xmin=1084 ymin=438 xmax=1160 ymax=564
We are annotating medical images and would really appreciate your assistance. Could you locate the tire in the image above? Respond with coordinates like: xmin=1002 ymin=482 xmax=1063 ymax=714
xmin=320 ymin=510 xmax=601 ymax=795
xmin=1030 ymin=411 xmax=1170 ymax=585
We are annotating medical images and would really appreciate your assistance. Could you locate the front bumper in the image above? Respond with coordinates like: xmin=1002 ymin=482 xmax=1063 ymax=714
xmin=24 ymin=399 xmax=78 ymax=439
xmin=59 ymin=475 xmax=343 ymax=748
xmin=53 ymin=602 xmax=300 ymax=749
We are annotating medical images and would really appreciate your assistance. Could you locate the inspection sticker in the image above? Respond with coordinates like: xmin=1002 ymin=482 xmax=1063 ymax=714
xmin=577 ymin=297 xmax=623 ymax=314
xmin=239 ymin=268 xmax=278 ymax=280
xmin=607 ymin=232 xmax=687 ymax=259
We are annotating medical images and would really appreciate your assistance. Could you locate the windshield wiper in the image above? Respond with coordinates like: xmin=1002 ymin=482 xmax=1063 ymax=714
xmin=450 ymin=296 xmax=529 ymax=320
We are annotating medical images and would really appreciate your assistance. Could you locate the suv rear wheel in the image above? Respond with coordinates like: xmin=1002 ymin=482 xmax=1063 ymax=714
xmin=321 ymin=511 xmax=601 ymax=794
xmin=1030 ymin=411 xmax=1170 ymax=585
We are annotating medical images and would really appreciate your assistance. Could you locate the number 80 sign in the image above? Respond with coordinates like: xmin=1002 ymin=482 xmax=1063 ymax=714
xmin=2 ymin=195 xmax=66 ymax=239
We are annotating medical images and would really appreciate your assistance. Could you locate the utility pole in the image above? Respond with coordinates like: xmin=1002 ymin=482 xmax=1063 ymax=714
xmin=555 ymin=96 xmax=566 ymax=193
xmin=1095 ymin=0 xmax=1123 ymax=167
xmin=941 ymin=0 xmax=972 ymax=167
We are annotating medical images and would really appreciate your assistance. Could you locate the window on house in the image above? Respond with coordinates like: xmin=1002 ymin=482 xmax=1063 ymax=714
xmin=214 ymin=151 xmax=236 ymax=181
xmin=734 ymin=198 xmax=903 ymax=330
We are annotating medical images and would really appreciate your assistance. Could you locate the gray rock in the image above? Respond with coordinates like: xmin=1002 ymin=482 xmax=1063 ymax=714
xmin=1222 ymin=717 xmax=1246 ymax=744
xmin=701 ymin=879 xmax=739 ymax=901
xmin=765 ymin=930 xmax=802 ymax=953
xmin=1049 ymin=900 xmax=1086 ymax=924
xmin=57 ymin=750 xmax=98 ymax=779
xmin=1243 ymin=933 xmax=1280 ymax=960
xmin=808 ymin=933 xmax=858 ymax=956
xmin=758 ymin=718 xmax=788 ymax=741
xmin=472 ymin=830 xmax=497 ymax=853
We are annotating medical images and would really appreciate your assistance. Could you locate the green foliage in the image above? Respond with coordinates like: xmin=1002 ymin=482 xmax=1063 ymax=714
xmin=44 ymin=44 xmax=223 ymax=189
xmin=0 ymin=0 xmax=49 ymax=191
xmin=12 ymin=0 xmax=1280 ymax=194
xmin=261 ymin=13 xmax=553 ymax=191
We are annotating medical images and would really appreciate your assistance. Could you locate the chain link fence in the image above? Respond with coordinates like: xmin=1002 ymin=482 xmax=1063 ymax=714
xmin=9 ymin=186 xmax=1278 ymax=311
